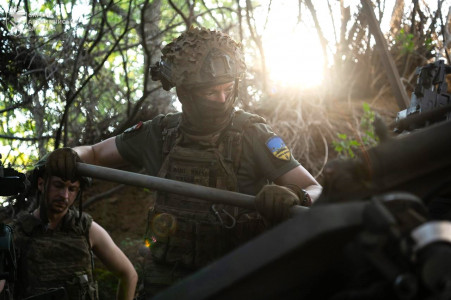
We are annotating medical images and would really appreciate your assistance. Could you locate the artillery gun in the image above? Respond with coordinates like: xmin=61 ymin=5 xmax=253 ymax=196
xmin=75 ymin=61 xmax=451 ymax=299
xmin=78 ymin=110 xmax=451 ymax=300
xmin=145 ymin=62 xmax=449 ymax=299
xmin=148 ymin=118 xmax=451 ymax=300
xmin=77 ymin=106 xmax=451 ymax=299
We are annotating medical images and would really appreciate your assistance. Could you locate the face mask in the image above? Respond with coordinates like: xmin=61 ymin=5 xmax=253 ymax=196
xmin=179 ymin=84 xmax=237 ymax=135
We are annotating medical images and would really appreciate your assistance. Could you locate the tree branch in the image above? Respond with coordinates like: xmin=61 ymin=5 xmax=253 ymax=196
xmin=0 ymin=134 xmax=51 ymax=141
xmin=54 ymin=0 xmax=133 ymax=148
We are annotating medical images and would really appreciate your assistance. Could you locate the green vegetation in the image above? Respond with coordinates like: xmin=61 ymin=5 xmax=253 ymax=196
xmin=93 ymin=268 xmax=117 ymax=300
xmin=332 ymin=102 xmax=379 ymax=159
xmin=0 ymin=1 xmax=443 ymax=169
xmin=395 ymin=29 xmax=415 ymax=55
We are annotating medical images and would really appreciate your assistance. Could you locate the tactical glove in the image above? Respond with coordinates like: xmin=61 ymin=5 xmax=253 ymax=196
xmin=46 ymin=147 xmax=82 ymax=182
xmin=255 ymin=185 xmax=300 ymax=225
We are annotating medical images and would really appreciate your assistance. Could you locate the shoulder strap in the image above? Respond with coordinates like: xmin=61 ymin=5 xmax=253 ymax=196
xmin=63 ymin=210 xmax=97 ymax=283
xmin=160 ymin=113 xmax=182 ymax=156
xmin=14 ymin=212 xmax=42 ymax=235
xmin=229 ymin=110 xmax=266 ymax=132
xmin=81 ymin=212 xmax=96 ymax=281
xmin=221 ymin=110 xmax=266 ymax=171
xmin=61 ymin=209 xmax=92 ymax=234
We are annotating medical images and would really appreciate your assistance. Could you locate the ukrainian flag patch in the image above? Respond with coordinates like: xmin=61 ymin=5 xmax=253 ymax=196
xmin=266 ymin=136 xmax=291 ymax=161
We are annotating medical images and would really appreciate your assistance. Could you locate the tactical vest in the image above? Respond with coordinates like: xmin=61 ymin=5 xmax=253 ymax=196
xmin=12 ymin=209 xmax=99 ymax=300
xmin=149 ymin=110 xmax=266 ymax=269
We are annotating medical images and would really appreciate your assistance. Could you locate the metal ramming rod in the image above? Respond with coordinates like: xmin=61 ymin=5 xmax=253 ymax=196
xmin=76 ymin=162 xmax=308 ymax=215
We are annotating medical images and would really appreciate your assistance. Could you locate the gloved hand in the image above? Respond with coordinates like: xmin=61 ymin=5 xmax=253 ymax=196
xmin=46 ymin=148 xmax=82 ymax=182
xmin=255 ymin=185 xmax=300 ymax=225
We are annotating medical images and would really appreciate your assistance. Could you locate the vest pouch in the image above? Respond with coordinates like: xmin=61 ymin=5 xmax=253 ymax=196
xmin=155 ymin=135 xmax=240 ymax=269
xmin=22 ymin=287 xmax=68 ymax=300
xmin=232 ymin=214 xmax=266 ymax=246
xmin=151 ymin=217 xmax=194 ymax=267
xmin=193 ymin=221 xmax=230 ymax=267
xmin=87 ymin=281 xmax=99 ymax=300
xmin=151 ymin=216 xmax=231 ymax=269
xmin=65 ymin=272 xmax=98 ymax=300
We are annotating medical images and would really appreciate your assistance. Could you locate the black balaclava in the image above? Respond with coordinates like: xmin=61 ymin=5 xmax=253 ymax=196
xmin=178 ymin=79 xmax=239 ymax=135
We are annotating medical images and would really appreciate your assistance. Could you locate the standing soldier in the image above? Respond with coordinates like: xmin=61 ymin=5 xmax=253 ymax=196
xmin=7 ymin=149 xmax=138 ymax=300
xmin=52 ymin=27 xmax=322 ymax=297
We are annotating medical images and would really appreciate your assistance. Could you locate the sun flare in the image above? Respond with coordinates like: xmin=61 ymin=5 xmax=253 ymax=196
xmin=263 ymin=25 xmax=325 ymax=90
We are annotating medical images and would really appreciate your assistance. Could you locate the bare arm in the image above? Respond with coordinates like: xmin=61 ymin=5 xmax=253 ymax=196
xmin=90 ymin=221 xmax=138 ymax=300
xmin=274 ymin=165 xmax=322 ymax=202
xmin=74 ymin=137 xmax=128 ymax=168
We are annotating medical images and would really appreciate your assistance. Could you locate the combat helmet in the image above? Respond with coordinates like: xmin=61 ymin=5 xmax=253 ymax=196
xmin=151 ymin=27 xmax=246 ymax=90
xmin=31 ymin=150 xmax=91 ymax=224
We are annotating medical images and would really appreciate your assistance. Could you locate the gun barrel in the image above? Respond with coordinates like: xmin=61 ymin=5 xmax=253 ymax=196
xmin=394 ymin=103 xmax=451 ymax=132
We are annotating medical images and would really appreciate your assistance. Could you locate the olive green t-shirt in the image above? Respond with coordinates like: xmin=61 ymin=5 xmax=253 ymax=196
xmin=115 ymin=111 xmax=300 ymax=195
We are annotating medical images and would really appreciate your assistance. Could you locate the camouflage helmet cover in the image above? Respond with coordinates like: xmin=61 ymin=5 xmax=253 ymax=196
xmin=33 ymin=151 xmax=91 ymax=188
xmin=152 ymin=27 xmax=246 ymax=90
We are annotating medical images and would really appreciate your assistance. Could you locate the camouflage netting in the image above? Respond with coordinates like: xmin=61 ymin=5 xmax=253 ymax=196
xmin=161 ymin=27 xmax=246 ymax=87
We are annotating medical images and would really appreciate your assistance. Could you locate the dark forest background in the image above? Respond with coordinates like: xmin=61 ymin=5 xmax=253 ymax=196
xmin=1 ymin=0 xmax=449 ymax=170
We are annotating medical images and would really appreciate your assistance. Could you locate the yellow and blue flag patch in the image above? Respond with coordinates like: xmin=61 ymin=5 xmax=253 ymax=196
xmin=266 ymin=136 xmax=291 ymax=161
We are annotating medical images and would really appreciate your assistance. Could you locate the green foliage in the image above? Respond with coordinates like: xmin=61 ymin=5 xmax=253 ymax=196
xmin=332 ymin=102 xmax=379 ymax=159
xmin=142 ymin=188 xmax=153 ymax=193
xmin=394 ymin=29 xmax=415 ymax=55
xmin=332 ymin=133 xmax=360 ymax=158
xmin=360 ymin=102 xmax=378 ymax=145
xmin=424 ymin=37 xmax=435 ymax=52
xmin=0 ymin=0 xmax=446 ymax=165
xmin=93 ymin=268 xmax=117 ymax=300
xmin=120 ymin=237 xmax=141 ymax=248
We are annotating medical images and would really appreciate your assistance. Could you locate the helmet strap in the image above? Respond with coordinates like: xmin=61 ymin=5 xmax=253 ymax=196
xmin=77 ymin=189 xmax=83 ymax=224
xmin=38 ymin=176 xmax=50 ymax=226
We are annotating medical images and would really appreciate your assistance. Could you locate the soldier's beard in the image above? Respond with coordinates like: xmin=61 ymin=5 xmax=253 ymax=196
xmin=179 ymin=93 xmax=236 ymax=136
xmin=49 ymin=197 xmax=70 ymax=213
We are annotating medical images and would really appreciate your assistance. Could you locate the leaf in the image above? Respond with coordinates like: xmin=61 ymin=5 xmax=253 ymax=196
xmin=362 ymin=102 xmax=370 ymax=112
xmin=349 ymin=140 xmax=360 ymax=147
